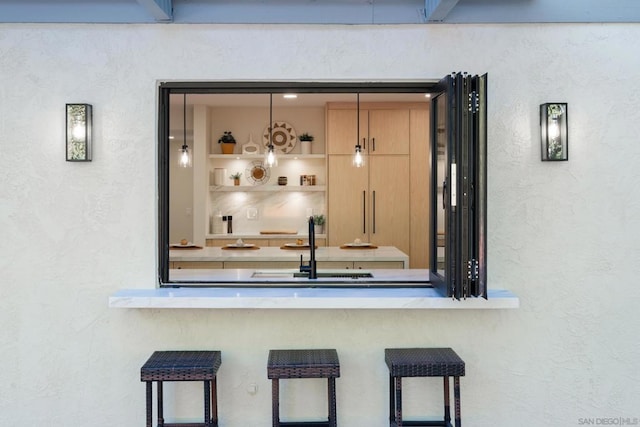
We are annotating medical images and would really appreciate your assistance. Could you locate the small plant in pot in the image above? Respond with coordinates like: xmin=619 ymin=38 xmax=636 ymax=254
xmin=313 ymin=214 xmax=325 ymax=233
xmin=218 ymin=131 xmax=236 ymax=154
xmin=230 ymin=172 xmax=242 ymax=186
xmin=299 ymin=133 xmax=314 ymax=142
xmin=299 ymin=133 xmax=314 ymax=154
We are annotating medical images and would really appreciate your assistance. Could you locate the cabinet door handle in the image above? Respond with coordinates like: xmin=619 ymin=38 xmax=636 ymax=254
xmin=372 ymin=137 xmax=376 ymax=152
xmin=442 ymin=180 xmax=447 ymax=210
xmin=362 ymin=137 xmax=367 ymax=150
xmin=372 ymin=190 xmax=376 ymax=234
xmin=362 ymin=190 xmax=367 ymax=234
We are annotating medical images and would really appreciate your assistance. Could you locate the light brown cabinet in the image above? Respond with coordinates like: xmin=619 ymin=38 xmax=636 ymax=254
xmin=326 ymin=104 xmax=410 ymax=155
xmin=326 ymin=103 xmax=429 ymax=266
xmin=327 ymin=155 xmax=410 ymax=255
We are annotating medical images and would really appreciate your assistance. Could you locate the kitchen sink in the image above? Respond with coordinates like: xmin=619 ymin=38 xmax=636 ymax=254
xmin=293 ymin=271 xmax=373 ymax=279
xmin=251 ymin=269 xmax=373 ymax=279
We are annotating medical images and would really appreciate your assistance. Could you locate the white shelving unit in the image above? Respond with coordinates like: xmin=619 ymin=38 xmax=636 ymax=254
xmin=206 ymin=148 xmax=327 ymax=241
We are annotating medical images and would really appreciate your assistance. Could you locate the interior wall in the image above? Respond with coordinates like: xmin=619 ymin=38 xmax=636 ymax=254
xmin=1 ymin=23 xmax=639 ymax=426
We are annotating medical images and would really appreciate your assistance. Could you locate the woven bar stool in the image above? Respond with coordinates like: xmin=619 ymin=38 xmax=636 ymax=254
xmin=141 ymin=351 xmax=222 ymax=427
xmin=267 ymin=349 xmax=340 ymax=427
xmin=385 ymin=348 xmax=465 ymax=427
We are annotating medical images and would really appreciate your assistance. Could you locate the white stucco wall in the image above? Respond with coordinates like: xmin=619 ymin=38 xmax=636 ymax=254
xmin=1 ymin=23 xmax=639 ymax=426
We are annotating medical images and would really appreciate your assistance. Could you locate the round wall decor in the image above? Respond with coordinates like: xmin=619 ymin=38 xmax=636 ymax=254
xmin=263 ymin=121 xmax=297 ymax=153
xmin=245 ymin=161 xmax=270 ymax=185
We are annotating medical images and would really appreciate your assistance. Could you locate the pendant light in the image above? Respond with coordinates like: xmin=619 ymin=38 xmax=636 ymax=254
xmin=264 ymin=93 xmax=278 ymax=168
xmin=178 ymin=93 xmax=192 ymax=168
xmin=353 ymin=92 xmax=365 ymax=168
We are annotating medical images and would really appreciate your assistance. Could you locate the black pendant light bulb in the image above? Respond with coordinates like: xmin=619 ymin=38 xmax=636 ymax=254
xmin=179 ymin=93 xmax=192 ymax=168
xmin=353 ymin=92 xmax=364 ymax=168
xmin=264 ymin=93 xmax=278 ymax=168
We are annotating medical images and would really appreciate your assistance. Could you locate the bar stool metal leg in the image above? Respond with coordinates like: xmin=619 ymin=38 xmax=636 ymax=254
xmin=272 ymin=378 xmax=280 ymax=427
xmin=394 ymin=376 xmax=403 ymax=426
xmin=454 ymin=377 xmax=461 ymax=427
xmin=158 ymin=381 xmax=165 ymax=426
xmin=328 ymin=377 xmax=337 ymax=427
xmin=204 ymin=380 xmax=211 ymax=427
xmin=146 ymin=382 xmax=153 ymax=427
xmin=388 ymin=376 xmax=395 ymax=425
xmin=212 ymin=377 xmax=218 ymax=427
xmin=444 ymin=376 xmax=451 ymax=426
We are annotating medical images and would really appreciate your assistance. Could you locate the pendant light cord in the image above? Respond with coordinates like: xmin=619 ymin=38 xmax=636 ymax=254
xmin=183 ymin=93 xmax=187 ymax=150
xmin=357 ymin=92 xmax=360 ymax=147
xmin=269 ymin=93 xmax=273 ymax=149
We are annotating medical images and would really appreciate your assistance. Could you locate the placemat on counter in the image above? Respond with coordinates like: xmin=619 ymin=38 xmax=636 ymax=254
xmin=169 ymin=245 xmax=203 ymax=249
xmin=279 ymin=245 xmax=318 ymax=250
xmin=339 ymin=244 xmax=378 ymax=249
xmin=222 ymin=245 xmax=261 ymax=250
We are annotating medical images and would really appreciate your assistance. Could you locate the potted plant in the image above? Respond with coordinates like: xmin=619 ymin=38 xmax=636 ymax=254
xmin=299 ymin=132 xmax=314 ymax=154
xmin=313 ymin=214 xmax=325 ymax=234
xmin=230 ymin=172 xmax=242 ymax=186
xmin=218 ymin=131 xmax=236 ymax=154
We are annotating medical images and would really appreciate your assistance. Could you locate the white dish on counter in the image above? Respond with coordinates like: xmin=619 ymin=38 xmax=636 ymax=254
xmin=343 ymin=242 xmax=373 ymax=247
xmin=171 ymin=242 xmax=197 ymax=248
xmin=283 ymin=243 xmax=310 ymax=248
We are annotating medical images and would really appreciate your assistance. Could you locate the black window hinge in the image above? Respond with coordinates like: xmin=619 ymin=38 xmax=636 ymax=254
xmin=467 ymin=259 xmax=479 ymax=281
xmin=468 ymin=91 xmax=479 ymax=114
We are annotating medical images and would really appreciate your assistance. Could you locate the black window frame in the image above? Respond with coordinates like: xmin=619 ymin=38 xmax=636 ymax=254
xmin=157 ymin=78 xmax=487 ymax=299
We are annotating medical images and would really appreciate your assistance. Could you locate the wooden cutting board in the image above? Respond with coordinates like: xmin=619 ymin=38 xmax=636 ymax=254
xmin=260 ymin=230 xmax=298 ymax=235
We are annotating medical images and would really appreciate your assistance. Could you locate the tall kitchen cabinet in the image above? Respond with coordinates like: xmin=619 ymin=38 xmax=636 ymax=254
xmin=326 ymin=103 xmax=428 ymax=263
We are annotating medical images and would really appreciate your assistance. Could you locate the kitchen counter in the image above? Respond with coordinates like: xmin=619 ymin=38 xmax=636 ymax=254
xmin=170 ymin=245 xmax=409 ymax=267
xmin=109 ymin=247 xmax=519 ymax=309
xmin=169 ymin=267 xmax=426 ymax=284
xmin=109 ymin=284 xmax=519 ymax=309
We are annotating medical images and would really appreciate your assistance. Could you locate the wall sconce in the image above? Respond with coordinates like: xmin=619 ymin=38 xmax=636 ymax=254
xmin=540 ymin=103 xmax=568 ymax=161
xmin=66 ymin=103 xmax=92 ymax=161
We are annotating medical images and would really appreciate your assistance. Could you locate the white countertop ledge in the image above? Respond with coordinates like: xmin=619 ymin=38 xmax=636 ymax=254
xmin=109 ymin=287 xmax=519 ymax=309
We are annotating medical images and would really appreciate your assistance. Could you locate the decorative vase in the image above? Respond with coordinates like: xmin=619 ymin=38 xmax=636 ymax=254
xmin=300 ymin=140 xmax=311 ymax=154
xmin=278 ymin=176 xmax=287 ymax=186
xmin=233 ymin=178 xmax=240 ymax=186
xmin=221 ymin=143 xmax=235 ymax=154
xmin=213 ymin=168 xmax=227 ymax=186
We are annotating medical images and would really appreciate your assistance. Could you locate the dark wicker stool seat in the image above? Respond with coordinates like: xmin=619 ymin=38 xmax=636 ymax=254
xmin=385 ymin=348 xmax=465 ymax=427
xmin=267 ymin=349 xmax=340 ymax=427
xmin=141 ymin=351 xmax=222 ymax=427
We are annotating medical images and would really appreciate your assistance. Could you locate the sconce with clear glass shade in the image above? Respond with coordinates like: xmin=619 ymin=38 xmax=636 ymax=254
xmin=66 ymin=103 xmax=92 ymax=161
xmin=540 ymin=103 xmax=568 ymax=161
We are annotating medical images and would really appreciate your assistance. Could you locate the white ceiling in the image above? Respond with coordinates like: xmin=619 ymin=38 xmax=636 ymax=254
xmin=2 ymin=0 xmax=640 ymax=24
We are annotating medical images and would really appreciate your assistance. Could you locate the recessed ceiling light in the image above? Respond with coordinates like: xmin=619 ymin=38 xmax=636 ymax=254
xmin=283 ymin=94 xmax=297 ymax=99
xmin=424 ymin=94 xmax=431 ymax=98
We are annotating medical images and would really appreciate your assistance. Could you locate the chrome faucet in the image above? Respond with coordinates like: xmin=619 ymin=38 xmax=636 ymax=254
xmin=299 ymin=216 xmax=317 ymax=279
